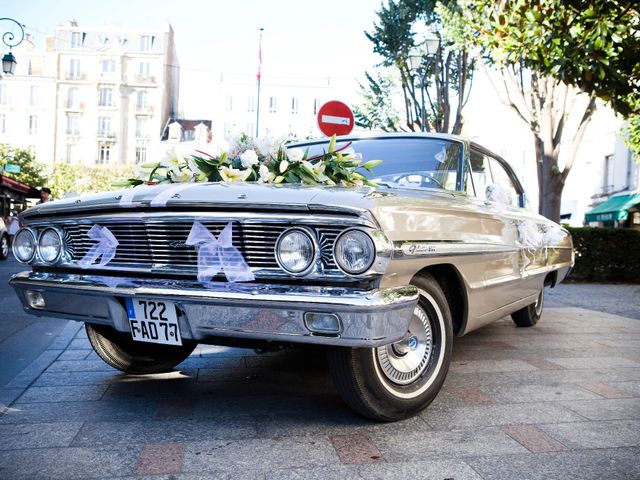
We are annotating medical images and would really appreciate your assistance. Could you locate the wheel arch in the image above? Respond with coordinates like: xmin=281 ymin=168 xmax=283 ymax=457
xmin=412 ymin=263 xmax=468 ymax=336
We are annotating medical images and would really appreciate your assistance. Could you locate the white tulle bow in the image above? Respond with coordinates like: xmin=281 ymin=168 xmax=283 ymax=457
xmin=185 ymin=221 xmax=255 ymax=283
xmin=78 ymin=225 xmax=119 ymax=269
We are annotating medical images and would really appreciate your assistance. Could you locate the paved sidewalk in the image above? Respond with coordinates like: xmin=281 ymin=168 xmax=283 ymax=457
xmin=0 ymin=305 xmax=639 ymax=479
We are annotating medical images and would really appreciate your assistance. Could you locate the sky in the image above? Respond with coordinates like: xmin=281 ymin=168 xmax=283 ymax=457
xmin=5 ymin=0 xmax=384 ymax=116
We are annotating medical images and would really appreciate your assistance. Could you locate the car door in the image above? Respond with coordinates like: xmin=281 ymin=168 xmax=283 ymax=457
xmin=463 ymin=147 xmax=544 ymax=315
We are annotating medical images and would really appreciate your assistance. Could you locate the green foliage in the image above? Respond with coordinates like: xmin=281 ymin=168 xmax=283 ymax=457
xmin=354 ymin=71 xmax=402 ymax=131
xmin=623 ymin=108 xmax=640 ymax=161
xmin=46 ymin=164 xmax=135 ymax=199
xmin=566 ymin=226 xmax=640 ymax=283
xmin=0 ymin=144 xmax=48 ymax=188
xmin=360 ymin=0 xmax=474 ymax=133
xmin=454 ymin=0 xmax=639 ymax=117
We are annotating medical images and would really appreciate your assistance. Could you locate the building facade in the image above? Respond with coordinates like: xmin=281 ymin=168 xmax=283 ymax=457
xmin=0 ymin=21 xmax=179 ymax=167
xmin=206 ymin=73 xmax=358 ymax=140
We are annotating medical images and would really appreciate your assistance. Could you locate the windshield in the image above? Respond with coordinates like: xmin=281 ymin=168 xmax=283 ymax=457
xmin=295 ymin=137 xmax=463 ymax=191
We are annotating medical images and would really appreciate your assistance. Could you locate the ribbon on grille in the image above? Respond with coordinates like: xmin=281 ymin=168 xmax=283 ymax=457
xmin=185 ymin=221 xmax=255 ymax=283
xmin=78 ymin=225 xmax=119 ymax=269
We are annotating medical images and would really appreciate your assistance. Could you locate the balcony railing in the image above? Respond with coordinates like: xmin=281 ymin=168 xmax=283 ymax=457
xmin=133 ymin=74 xmax=156 ymax=84
xmin=65 ymin=73 xmax=88 ymax=81
xmin=96 ymin=131 xmax=116 ymax=141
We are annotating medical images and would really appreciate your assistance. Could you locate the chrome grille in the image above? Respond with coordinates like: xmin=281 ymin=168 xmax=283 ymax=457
xmin=58 ymin=219 xmax=342 ymax=276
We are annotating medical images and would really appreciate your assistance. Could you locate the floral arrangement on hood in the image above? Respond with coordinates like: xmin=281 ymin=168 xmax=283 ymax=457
xmin=118 ymin=134 xmax=382 ymax=188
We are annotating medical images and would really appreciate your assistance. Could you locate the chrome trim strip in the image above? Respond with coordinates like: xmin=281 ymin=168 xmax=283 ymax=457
xmin=393 ymin=241 xmax=519 ymax=259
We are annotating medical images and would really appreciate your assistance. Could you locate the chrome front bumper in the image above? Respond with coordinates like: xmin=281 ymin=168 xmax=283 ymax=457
xmin=10 ymin=271 xmax=418 ymax=348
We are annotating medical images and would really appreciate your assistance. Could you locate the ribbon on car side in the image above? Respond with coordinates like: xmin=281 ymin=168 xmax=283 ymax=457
xmin=185 ymin=221 xmax=255 ymax=283
xmin=78 ymin=225 xmax=119 ymax=269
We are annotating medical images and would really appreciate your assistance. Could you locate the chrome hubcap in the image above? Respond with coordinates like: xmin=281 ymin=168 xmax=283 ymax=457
xmin=534 ymin=289 xmax=544 ymax=316
xmin=376 ymin=306 xmax=433 ymax=385
xmin=1 ymin=237 xmax=7 ymax=256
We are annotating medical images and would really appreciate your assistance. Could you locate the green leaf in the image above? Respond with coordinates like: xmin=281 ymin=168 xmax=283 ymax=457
xmin=328 ymin=135 xmax=337 ymax=153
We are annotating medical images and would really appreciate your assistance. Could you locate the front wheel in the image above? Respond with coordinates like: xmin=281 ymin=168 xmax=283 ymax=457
xmin=86 ymin=323 xmax=197 ymax=374
xmin=327 ymin=273 xmax=453 ymax=421
xmin=511 ymin=288 xmax=544 ymax=327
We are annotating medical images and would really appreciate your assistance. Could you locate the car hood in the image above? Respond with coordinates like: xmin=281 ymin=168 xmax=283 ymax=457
xmin=20 ymin=182 xmax=376 ymax=219
xmin=21 ymin=182 xmax=459 ymax=222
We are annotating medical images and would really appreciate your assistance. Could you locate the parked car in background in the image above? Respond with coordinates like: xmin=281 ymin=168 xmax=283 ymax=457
xmin=0 ymin=218 xmax=8 ymax=260
xmin=9 ymin=133 xmax=573 ymax=421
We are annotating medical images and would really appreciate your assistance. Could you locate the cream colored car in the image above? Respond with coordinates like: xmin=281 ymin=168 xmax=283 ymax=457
xmin=10 ymin=133 xmax=572 ymax=421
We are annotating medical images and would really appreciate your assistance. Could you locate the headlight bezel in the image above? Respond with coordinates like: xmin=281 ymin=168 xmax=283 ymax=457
xmin=275 ymin=227 xmax=319 ymax=276
xmin=12 ymin=228 xmax=38 ymax=264
xmin=37 ymin=227 xmax=64 ymax=264
xmin=333 ymin=227 xmax=377 ymax=276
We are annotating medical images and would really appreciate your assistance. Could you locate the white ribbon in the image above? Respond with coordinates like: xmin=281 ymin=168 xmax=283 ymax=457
xmin=118 ymin=184 xmax=158 ymax=208
xmin=150 ymin=183 xmax=195 ymax=207
xmin=185 ymin=221 xmax=255 ymax=283
xmin=78 ymin=225 xmax=119 ymax=269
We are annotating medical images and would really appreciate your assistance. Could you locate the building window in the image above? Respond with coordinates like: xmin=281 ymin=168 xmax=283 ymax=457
xmin=101 ymin=59 xmax=116 ymax=75
xmin=291 ymin=97 xmax=299 ymax=114
xmin=225 ymin=95 xmax=233 ymax=112
xmin=0 ymin=84 xmax=5 ymax=105
xmin=223 ymin=122 xmax=231 ymax=135
xmin=27 ymin=59 xmax=33 ymax=76
xmin=313 ymin=98 xmax=320 ymax=114
xmin=0 ymin=114 xmax=6 ymax=134
xmin=67 ymin=88 xmax=79 ymax=108
xmin=135 ymin=146 xmax=147 ymax=164
xmin=140 ymin=35 xmax=154 ymax=52
xmin=98 ymin=88 xmax=114 ymax=107
xmin=136 ymin=90 xmax=148 ymax=109
xmin=28 ymin=115 xmax=38 ymax=135
xmin=603 ymin=154 xmax=614 ymax=194
xmin=135 ymin=118 xmax=148 ymax=138
xmin=246 ymin=123 xmax=255 ymax=137
xmin=138 ymin=61 xmax=150 ymax=78
xmin=98 ymin=116 xmax=111 ymax=135
xmin=247 ymin=96 xmax=255 ymax=113
xmin=66 ymin=115 xmax=79 ymax=135
xmin=66 ymin=144 xmax=77 ymax=163
xmin=97 ymin=144 xmax=111 ymax=164
xmin=269 ymin=96 xmax=277 ymax=113
xmin=29 ymin=86 xmax=39 ymax=107
xmin=71 ymin=32 xmax=84 ymax=48
xmin=69 ymin=59 xmax=81 ymax=79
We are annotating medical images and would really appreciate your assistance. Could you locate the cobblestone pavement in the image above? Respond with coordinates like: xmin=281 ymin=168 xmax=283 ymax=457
xmin=0 ymin=303 xmax=639 ymax=479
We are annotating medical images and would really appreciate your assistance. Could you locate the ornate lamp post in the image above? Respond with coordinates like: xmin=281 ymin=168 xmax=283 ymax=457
xmin=408 ymin=32 xmax=440 ymax=132
xmin=1 ymin=18 xmax=25 ymax=76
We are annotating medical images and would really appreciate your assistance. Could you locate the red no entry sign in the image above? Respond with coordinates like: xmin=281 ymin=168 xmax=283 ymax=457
xmin=317 ymin=100 xmax=354 ymax=137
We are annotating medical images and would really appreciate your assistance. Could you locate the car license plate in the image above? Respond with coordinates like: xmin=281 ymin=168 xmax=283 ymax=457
xmin=125 ymin=297 xmax=182 ymax=346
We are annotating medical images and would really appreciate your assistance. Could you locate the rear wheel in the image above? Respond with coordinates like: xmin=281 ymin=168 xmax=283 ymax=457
xmin=327 ymin=273 xmax=453 ymax=421
xmin=511 ymin=288 xmax=544 ymax=327
xmin=86 ymin=323 xmax=197 ymax=374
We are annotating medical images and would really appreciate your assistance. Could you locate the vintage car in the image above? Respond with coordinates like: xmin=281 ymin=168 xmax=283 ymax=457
xmin=9 ymin=133 xmax=573 ymax=421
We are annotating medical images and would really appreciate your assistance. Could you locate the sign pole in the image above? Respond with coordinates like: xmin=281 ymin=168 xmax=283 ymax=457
xmin=255 ymin=28 xmax=264 ymax=137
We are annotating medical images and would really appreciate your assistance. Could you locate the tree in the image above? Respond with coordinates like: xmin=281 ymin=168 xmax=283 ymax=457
xmin=359 ymin=0 xmax=474 ymax=134
xmin=440 ymin=0 xmax=639 ymax=221
xmin=354 ymin=71 xmax=402 ymax=131
xmin=0 ymin=145 xmax=48 ymax=188
xmin=47 ymin=164 xmax=135 ymax=199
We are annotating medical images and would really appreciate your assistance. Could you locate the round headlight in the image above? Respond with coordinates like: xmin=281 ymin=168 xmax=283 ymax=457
xmin=276 ymin=228 xmax=316 ymax=275
xmin=334 ymin=229 xmax=376 ymax=275
xmin=13 ymin=228 xmax=37 ymax=263
xmin=38 ymin=228 xmax=63 ymax=264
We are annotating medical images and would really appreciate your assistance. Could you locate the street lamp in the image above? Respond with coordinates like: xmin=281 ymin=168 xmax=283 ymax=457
xmin=408 ymin=31 xmax=440 ymax=132
xmin=1 ymin=18 xmax=25 ymax=76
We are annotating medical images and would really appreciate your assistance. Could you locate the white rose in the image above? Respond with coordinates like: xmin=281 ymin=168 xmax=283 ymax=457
xmin=287 ymin=148 xmax=304 ymax=163
xmin=240 ymin=149 xmax=259 ymax=168
xmin=258 ymin=164 xmax=275 ymax=183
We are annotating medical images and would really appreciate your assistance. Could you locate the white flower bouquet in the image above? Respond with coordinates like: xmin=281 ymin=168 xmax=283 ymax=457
xmin=118 ymin=134 xmax=382 ymax=188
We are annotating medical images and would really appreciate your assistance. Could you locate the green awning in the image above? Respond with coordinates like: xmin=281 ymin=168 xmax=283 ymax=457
xmin=585 ymin=193 xmax=640 ymax=223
